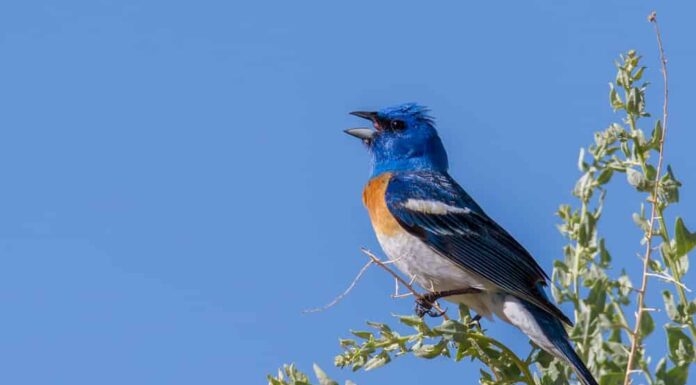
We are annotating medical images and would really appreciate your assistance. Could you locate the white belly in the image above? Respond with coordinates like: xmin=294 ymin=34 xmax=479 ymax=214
xmin=376 ymin=230 xmax=501 ymax=319
xmin=376 ymin=229 xmax=567 ymax=362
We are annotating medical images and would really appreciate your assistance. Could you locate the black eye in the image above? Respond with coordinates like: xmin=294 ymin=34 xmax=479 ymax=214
xmin=390 ymin=120 xmax=405 ymax=130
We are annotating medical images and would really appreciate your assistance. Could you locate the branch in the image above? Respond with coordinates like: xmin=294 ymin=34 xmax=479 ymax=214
xmin=303 ymin=259 xmax=374 ymax=314
xmin=360 ymin=248 xmax=450 ymax=320
xmin=623 ymin=11 xmax=669 ymax=385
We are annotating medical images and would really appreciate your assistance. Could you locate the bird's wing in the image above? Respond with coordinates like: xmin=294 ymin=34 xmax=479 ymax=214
xmin=385 ymin=171 xmax=572 ymax=326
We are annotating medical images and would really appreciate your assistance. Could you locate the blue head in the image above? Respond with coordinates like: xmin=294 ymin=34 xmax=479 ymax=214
xmin=345 ymin=103 xmax=448 ymax=177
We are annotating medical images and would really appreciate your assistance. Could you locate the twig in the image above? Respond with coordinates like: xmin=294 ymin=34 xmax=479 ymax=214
xmin=645 ymin=272 xmax=692 ymax=292
xmin=303 ymin=259 xmax=374 ymax=313
xmin=623 ymin=11 xmax=669 ymax=385
xmin=393 ymin=277 xmax=416 ymax=298
xmin=360 ymin=247 xmax=450 ymax=321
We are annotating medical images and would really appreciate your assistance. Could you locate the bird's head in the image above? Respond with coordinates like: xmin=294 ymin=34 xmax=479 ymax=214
xmin=345 ymin=103 xmax=448 ymax=176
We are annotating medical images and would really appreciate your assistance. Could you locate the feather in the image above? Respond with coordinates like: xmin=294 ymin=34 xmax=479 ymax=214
xmin=385 ymin=171 xmax=572 ymax=326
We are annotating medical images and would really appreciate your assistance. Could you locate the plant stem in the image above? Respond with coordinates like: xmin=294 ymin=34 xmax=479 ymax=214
xmin=623 ymin=12 xmax=669 ymax=385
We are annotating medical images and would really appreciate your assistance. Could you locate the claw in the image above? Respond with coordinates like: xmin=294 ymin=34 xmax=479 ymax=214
xmin=426 ymin=306 xmax=448 ymax=318
xmin=414 ymin=297 xmax=430 ymax=317
xmin=414 ymin=294 xmax=447 ymax=318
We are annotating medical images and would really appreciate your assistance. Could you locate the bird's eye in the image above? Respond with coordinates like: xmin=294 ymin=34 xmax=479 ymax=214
xmin=390 ymin=120 xmax=405 ymax=130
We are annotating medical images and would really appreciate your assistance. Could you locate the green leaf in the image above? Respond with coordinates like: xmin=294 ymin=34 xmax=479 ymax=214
xmin=663 ymin=291 xmax=680 ymax=322
xmin=626 ymin=87 xmax=638 ymax=114
xmin=578 ymin=148 xmax=588 ymax=172
xmin=398 ymin=315 xmax=425 ymax=328
xmin=674 ymin=217 xmax=696 ymax=256
xmin=665 ymin=364 xmax=689 ymax=385
xmin=626 ymin=168 xmax=649 ymax=191
xmin=434 ymin=319 xmax=470 ymax=339
xmin=655 ymin=357 xmax=668 ymax=385
xmin=366 ymin=321 xmax=391 ymax=333
xmin=649 ymin=120 xmax=663 ymax=150
xmin=268 ymin=364 xmax=314 ymax=385
xmin=598 ymin=238 xmax=612 ymax=266
xmin=639 ymin=311 xmax=654 ymax=336
xmin=676 ymin=253 xmax=689 ymax=276
xmin=609 ymin=83 xmax=623 ymax=109
xmin=634 ymin=66 xmax=646 ymax=80
xmin=457 ymin=304 xmax=472 ymax=322
xmin=313 ymin=364 xmax=339 ymax=385
xmin=632 ymin=212 xmax=650 ymax=233
xmin=350 ymin=331 xmax=372 ymax=339
xmin=535 ymin=349 xmax=555 ymax=368
xmin=661 ymin=165 xmax=681 ymax=203
xmin=363 ymin=352 xmax=390 ymax=371
xmin=553 ymin=259 xmax=569 ymax=272
xmin=617 ymin=274 xmax=633 ymax=297
xmin=596 ymin=168 xmax=614 ymax=185
xmin=412 ymin=340 xmax=448 ymax=359
xmin=573 ymin=173 xmax=594 ymax=200
xmin=666 ymin=325 xmax=695 ymax=364
xmin=586 ymin=278 xmax=607 ymax=311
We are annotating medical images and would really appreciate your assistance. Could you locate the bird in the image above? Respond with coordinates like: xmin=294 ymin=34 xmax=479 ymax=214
xmin=345 ymin=103 xmax=598 ymax=385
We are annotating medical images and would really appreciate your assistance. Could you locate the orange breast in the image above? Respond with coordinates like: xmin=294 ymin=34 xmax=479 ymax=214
xmin=362 ymin=173 xmax=401 ymax=236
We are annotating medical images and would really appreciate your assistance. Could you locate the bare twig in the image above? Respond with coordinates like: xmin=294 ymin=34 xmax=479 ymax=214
xmin=623 ymin=11 xmax=669 ymax=385
xmin=304 ymin=248 xmax=449 ymax=318
xmin=646 ymin=272 xmax=692 ymax=292
xmin=303 ymin=259 xmax=374 ymax=313
xmin=393 ymin=276 xmax=416 ymax=298
xmin=360 ymin=247 xmax=450 ymax=320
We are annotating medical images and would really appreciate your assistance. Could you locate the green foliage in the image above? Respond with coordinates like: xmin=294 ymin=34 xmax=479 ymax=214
xmin=334 ymin=308 xmax=535 ymax=384
xmin=553 ymin=49 xmax=695 ymax=385
xmin=267 ymin=363 xmax=356 ymax=385
xmin=269 ymin=50 xmax=695 ymax=385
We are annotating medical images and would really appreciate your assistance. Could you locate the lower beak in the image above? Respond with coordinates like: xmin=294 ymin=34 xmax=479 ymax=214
xmin=344 ymin=128 xmax=375 ymax=140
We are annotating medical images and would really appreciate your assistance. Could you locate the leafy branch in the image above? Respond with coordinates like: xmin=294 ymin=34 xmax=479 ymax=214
xmin=623 ymin=12 xmax=670 ymax=385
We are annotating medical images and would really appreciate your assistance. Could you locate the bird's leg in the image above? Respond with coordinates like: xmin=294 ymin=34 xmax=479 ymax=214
xmin=415 ymin=287 xmax=482 ymax=318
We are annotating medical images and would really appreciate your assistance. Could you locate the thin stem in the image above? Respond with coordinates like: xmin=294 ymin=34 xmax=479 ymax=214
xmin=303 ymin=259 xmax=374 ymax=313
xmin=572 ymin=200 xmax=589 ymax=322
xmin=623 ymin=12 xmax=669 ymax=385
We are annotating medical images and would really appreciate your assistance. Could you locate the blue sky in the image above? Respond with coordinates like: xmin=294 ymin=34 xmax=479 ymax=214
xmin=1 ymin=1 xmax=695 ymax=384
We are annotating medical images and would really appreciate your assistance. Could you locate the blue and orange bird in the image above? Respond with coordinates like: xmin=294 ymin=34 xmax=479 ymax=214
xmin=345 ymin=103 xmax=598 ymax=385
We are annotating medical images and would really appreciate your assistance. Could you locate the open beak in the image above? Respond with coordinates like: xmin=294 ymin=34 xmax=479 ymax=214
xmin=345 ymin=111 xmax=379 ymax=141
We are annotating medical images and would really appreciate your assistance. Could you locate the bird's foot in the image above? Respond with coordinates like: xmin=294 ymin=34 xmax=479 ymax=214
xmin=414 ymin=287 xmax=483 ymax=318
xmin=415 ymin=293 xmax=447 ymax=318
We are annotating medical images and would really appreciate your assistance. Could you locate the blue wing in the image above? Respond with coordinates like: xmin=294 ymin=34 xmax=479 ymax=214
xmin=385 ymin=171 xmax=572 ymax=326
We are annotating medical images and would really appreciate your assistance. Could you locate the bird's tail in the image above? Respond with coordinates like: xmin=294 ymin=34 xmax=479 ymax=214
xmin=501 ymin=296 xmax=598 ymax=385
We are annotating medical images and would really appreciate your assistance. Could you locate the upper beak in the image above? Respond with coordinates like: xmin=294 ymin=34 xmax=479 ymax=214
xmin=346 ymin=111 xmax=379 ymax=141
xmin=349 ymin=111 xmax=379 ymax=121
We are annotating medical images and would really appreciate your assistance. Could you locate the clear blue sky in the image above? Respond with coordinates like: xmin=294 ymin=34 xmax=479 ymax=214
xmin=1 ymin=1 xmax=694 ymax=384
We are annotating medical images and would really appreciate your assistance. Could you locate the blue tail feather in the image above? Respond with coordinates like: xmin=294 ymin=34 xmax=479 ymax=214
xmin=522 ymin=301 xmax=599 ymax=385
